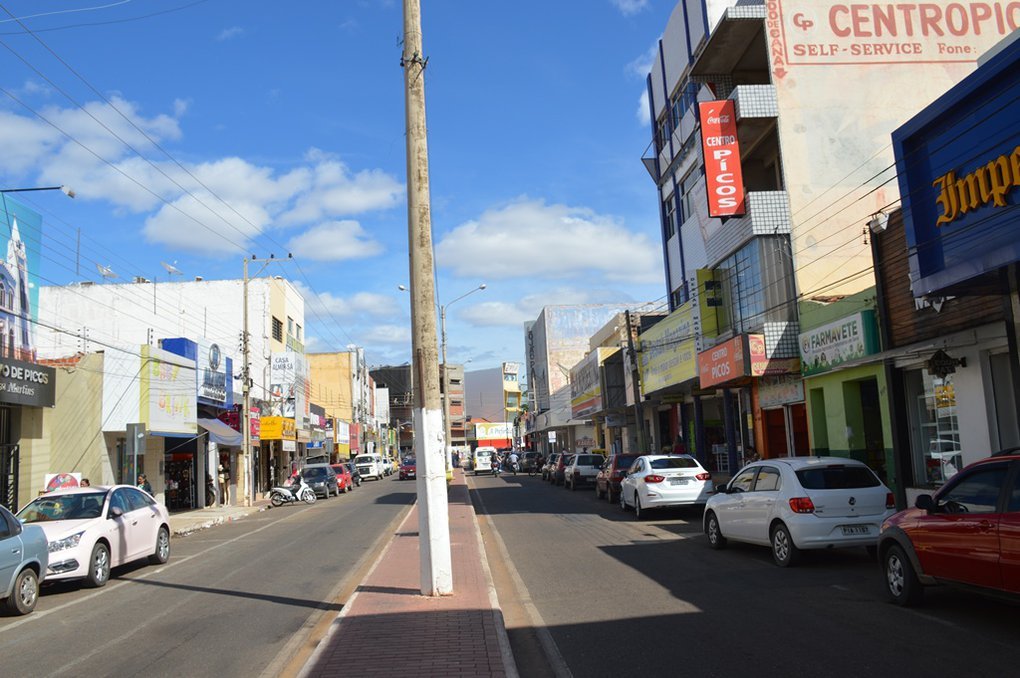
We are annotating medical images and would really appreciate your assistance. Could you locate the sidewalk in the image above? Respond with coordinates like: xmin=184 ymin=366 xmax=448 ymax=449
xmin=167 ymin=499 xmax=269 ymax=536
xmin=301 ymin=468 xmax=517 ymax=678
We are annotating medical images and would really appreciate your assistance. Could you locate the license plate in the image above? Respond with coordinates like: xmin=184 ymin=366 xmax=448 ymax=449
xmin=668 ymin=477 xmax=689 ymax=485
xmin=841 ymin=525 xmax=870 ymax=536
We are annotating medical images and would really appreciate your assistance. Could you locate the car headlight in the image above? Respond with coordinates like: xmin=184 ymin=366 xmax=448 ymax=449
xmin=49 ymin=531 xmax=85 ymax=553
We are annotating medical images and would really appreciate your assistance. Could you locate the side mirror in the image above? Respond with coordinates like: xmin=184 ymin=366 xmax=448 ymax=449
xmin=110 ymin=506 xmax=124 ymax=518
xmin=915 ymin=494 xmax=936 ymax=513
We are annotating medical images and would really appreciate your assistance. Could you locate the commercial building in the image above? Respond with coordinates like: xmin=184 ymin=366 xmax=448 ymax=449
xmin=371 ymin=365 xmax=414 ymax=456
xmin=309 ymin=347 xmax=379 ymax=461
xmin=441 ymin=363 xmax=467 ymax=456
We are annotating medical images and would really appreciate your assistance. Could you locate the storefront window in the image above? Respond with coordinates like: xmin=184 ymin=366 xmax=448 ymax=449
xmin=905 ymin=369 xmax=960 ymax=487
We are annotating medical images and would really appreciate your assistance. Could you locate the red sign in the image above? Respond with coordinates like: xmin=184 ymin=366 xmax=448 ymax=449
xmin=698 ymin=100 xmax=746 ymax=217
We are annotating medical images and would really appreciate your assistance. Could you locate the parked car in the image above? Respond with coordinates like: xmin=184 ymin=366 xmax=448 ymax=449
xmin=331 ymin=463 xmax=354 ymax=493
xmin=552 ymin=454 xmax=575 ymax=486
xmin=301 ymin=464 xmax=339 ymax=498
xmin=620 ymin=454 xmax=713 ymax=518
xmin=354 ymin=454 xmax=386 ymax=481
xmin=1 ymin=503 xmax=47 ymax=615
xmin=521 ymin=451 xmax=543 ymax=473
xmin=473 ymin=446 xmax=496 ymax=475
xmin=346 ymin=462 xmax=363 ymax=487
xmin=595 ymin=454 xmax=641 ymax=503
xmin=705 ymin=457 xmax=894 ymax=567
xmin=17 ymin=485 xmax=171 ymax=588
xmin=399 ymin=457 xmax=417 ymax=481
xmin=564 ymin=454 xmax=606 ymax=490
xmin=879 ymin=449 xmax=1020 ymax=606
xmin=541 ymin=453 xmax=560 ymax=482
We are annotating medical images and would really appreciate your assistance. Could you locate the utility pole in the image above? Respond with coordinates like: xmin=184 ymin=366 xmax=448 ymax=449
xmin=403 ymin=0 xmax=452 ymax=596
xmin=242 ymin=256 xmax=252 ymax=507
xmin=625 ymin=310 xmax=648 ymax=453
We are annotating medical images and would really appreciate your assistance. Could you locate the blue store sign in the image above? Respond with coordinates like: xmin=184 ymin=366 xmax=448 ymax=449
xmin=893 ymin=37 xmax=1020 ymax=297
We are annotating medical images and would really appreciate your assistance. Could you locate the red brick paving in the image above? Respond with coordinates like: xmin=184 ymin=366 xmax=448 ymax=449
xmin=304 ymin=469 xmax=514 ymax=678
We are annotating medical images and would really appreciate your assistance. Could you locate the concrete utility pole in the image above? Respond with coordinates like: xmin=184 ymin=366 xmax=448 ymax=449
xmin=625 ymin=311 xmax=648 ymax=453
xmin=402 ymin=0 xmax=452 ymax=596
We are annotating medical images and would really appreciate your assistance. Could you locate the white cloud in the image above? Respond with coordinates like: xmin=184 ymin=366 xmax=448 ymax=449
xmin=435 ymin=199 xmax=661 ymax=284
xmin=360 ymin=324 xmax=411 ymax=346
xmin=287 ymin=220 xmax=384 ymax=261
xmin=217 ymin=26 xmax=244 ymax=41
xmin=0 ymin=97 xmax=403 ymax=256
xmin=626 ymin=42 xmax=658 ymax=78
xmin=611 ymin=0 xmax=649 ymax=16
xmin=459 ymin=286 xmax=638 ymax=328
xmin=636 ymin=90 xmax=650 ymax=127
xmin=293 ymin=281 xmax=400 ymax=319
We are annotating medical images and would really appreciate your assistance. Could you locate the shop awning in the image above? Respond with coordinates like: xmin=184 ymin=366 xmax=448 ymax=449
xmin=197 ymin=418 xmax=243 ymax=447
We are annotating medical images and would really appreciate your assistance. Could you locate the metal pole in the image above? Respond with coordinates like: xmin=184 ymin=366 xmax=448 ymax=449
xmin=242 ymin=257 xmax=252 ymax=507
xmin=403 ymin=0 xmax=452 ymax=596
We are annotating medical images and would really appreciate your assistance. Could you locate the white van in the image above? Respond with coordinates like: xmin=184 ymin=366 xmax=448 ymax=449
xmin=472 ymin=446 xmax=497 ymax=475
xmin=354 ymin=453 xmax=386 ymax=481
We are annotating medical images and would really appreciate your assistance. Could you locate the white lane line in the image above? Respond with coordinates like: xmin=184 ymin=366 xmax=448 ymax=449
xmin=0 ymin=503 xmax=317 ymax=634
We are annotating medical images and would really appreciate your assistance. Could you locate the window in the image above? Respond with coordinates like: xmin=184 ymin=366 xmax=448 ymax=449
xmin=272 ymin=317 xmax=283 ymax=342
xmin=678 ymin=167 xmax=702 ymax=226
xmin=109 ymin=489 xmax=130 ymax=516
xmin=939 ymin=465 xmax=1008 ymax=514
xmin=753 ymin=467 xmax=782 ymax=491
xmin=730 ymin=468 xmax=757 ymax=492
xmin=649 ymin=457 xmax=699 ymax=469
xmin=663 ymin=196 xmax=677 ymax=239
xmin=0 ymin=506 xmax=12 ymax=538
xmin=715 ymin=240 xmax=765 ymax=334
xmin=904 ymin=368 xmax=960 ymax=487
xmin=126 ymin=488 xmax=155 ymax=511
xmin=296 ymin=324 xmax=302 ymax=341
xmin=796 ymin=465 xmax=880 ymax=489
xmin=1008 ymin=472 xmax=1020 ymax=512
xmin=287 ymin=316 xmax=294 ymax=336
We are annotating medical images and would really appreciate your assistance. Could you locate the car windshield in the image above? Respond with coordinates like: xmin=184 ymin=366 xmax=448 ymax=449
xmin=18 ymin=492 xmax=107 ymax=522
xmin=354 ymin=456 xmax=374 ymax=464
xmin=649 ymin=457 xmax=699 ymax=469
xmin=796 ymin=465 xmax=880 ymax=489
xmin=403 ymin=458 xmax=416 ymax=465
xmin=302 ymin=468 xmax=328 ymax=479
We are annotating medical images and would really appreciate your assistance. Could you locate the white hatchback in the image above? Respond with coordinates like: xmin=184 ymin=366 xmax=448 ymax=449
xmin=703 ymin=457 xmax=895 ymax=567
xmin=619 ymin=455 xmax=714 ymax=518
xmin=17 ymin=485 xmax=171 ymax=587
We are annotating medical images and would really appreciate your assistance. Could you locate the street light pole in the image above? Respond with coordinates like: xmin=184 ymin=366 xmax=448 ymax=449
xmin=438 ymin=284 xmax=486 ymax=472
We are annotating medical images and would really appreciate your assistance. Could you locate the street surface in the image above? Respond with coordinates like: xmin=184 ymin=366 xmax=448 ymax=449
xmin=470 ymin=472 xmax=1020 ymax=678
xmin=0 ymin=477 xmax=414 ymax=678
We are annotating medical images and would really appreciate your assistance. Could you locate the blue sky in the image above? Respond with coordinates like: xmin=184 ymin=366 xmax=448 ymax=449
xmin=0 ymin=0 xmax=670 ymax=370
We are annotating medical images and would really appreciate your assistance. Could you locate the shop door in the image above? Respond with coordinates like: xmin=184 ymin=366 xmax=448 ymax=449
xmin=763 ymin=409 xmax=788 ymax=458
xmin=860 ymin=378 xmax=888 ymax=481
xmin=789 ymin=404 xmax=809 ymax=456
xmin=0 ymin=407 xmax=16 ymax=511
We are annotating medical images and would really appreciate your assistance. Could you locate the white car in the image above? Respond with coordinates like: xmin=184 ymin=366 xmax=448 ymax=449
xmin=703 ymin=457 xmax=895 ymax=567
xmin=354 ymin=454 xmax=386 ymax=481
xmin=563 ymin=453 xmax=605 ymax=490
xmin=619 ymin=454 xmax=714 ymax=518
xmin=16 ymin=485 xmax=171 ymax=587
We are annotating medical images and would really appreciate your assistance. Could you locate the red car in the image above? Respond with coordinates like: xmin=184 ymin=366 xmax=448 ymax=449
xmin=330 ymin=464 xmax=354 ymax=493
xmin=399 ymin=457 xmax=416 ymax=481
xmin=594 ymin=453 xmax=640 ymax=503
xmin=878 ymin=449 xmax=1020 ymax=606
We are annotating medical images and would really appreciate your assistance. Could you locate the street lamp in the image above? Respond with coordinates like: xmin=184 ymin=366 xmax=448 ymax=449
xmin=398 ymin=282 xmax=486 ymax=470
xmin=0 ymin=185 xmax=76 ymax=198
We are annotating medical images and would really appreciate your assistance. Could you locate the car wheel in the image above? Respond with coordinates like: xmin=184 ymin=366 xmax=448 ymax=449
xmin=149 ymin=526 xmax=171 ymax=565
xmin=770 ymin=523 xmax=801 ymax=567
xmin=86 ymin=542 xmax=111 ymax=588
xmin=706 ymin=512 xmax=727 ymax=550
xmin=884 ymin=544 xmax=924 ymax=606
xmin=634 ymin=495 xmax=644 ymax=520
xmin=4 ymin=567 xmax=39 ymax=615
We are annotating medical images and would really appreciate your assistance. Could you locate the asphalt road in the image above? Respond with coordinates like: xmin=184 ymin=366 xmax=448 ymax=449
xmin=0 ymin=475 xmax=414 ymax=678
xmin=470 ymin=471 xmax=1020 ymax=678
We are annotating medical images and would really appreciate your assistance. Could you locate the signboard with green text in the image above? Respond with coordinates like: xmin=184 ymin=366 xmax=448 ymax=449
xmin=799 ymin=310 xmax=880 ymax=376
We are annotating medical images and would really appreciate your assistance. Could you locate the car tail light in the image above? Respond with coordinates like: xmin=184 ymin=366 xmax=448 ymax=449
xmin=789 ymin=497 xmax=815 ymax=513
xmin=886 ymin=492 xmax=895 ymax=509
xmin=695 ymin=472 xmax=711 ymax=481
xmin=644 ymin=474 xmax=665 ymax=483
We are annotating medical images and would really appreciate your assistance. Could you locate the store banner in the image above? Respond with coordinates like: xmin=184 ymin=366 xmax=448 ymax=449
xmin=570 ymin=348 xmax=616 ymax=419
xmin=197 ymin=339 xmax=227 ymax=403
xmin=799 ymin=310 xmax=881 ymax=376
xmin=140 ymin=344 xmax=196 ymax=435
xmin=698 ymin=335 xmax=748 ymax=389
xmin=475 ymin=422 xmax=513 ymax=440
xmin=698 ymin=99 xmax=746 ymax=217
xmin=260 ymin=416 xmax=295 ymax=440
xmin=758 ymin=375 xmax=805 ymax=409
xmin=0 ymin=357 xmax=55 ymax=407
xmin=638 ymin=302 xmax=698 ymax=394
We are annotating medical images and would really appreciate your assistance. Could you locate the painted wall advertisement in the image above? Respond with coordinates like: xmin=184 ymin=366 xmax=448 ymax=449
xmin=798 ymin=310 xmax=880 ymax=376
xmin=270 ymin=351 xmax=308 ymax=424
xmin=140 ymin=344 xmax=196 ymax=435
xmin=570 ymin=348 xmax=617 ymax=419
xmin=639 ymin=302 xmax=697 ymax=394
xmin=197 ymin=339 xmax=227 ymax=403
xmin=761 ymin=0 xmax=1015 ymax=298
xmin=475 ymin=422 xmax=513 ymax=441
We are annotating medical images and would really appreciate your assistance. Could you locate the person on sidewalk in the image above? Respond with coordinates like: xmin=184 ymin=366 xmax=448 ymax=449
xmin=137 ymin=474 xmax=153 ymax=494
xmin=218 ymin=464 xmax=231 ymax=506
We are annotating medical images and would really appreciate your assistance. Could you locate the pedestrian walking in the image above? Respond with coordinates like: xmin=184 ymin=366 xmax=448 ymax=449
xmin=137 ymin=474 xmax=153 ymax=494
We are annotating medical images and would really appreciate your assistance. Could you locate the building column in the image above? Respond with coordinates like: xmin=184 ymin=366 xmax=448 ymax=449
xmin=723 ymin=388 xmax=739 ymax=474
xmin=693 ymin=395 xmax=707 ymax=467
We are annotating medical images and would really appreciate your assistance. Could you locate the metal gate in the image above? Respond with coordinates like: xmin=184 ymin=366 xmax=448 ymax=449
xmin=0 ymin=406 xmax=16 ymax=511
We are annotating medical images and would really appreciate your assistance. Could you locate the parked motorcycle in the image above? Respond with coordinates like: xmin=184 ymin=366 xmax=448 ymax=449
xmin=269 ymin=476 xmax=316 ymax=507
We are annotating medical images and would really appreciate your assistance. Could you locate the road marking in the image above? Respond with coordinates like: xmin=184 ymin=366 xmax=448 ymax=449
xmin=470 ymin=475 xmax=573 ymax=678
xmin=0 ymin=502 xmax=319 ymax=634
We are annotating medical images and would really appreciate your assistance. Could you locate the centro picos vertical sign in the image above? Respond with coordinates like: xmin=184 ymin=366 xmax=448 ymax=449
xmin=698 ymin=100 xmax=746 ymax=217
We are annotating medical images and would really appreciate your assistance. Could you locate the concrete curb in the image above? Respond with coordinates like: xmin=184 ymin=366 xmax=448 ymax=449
xmin=170 ymin=506 xmax=268 ymax=537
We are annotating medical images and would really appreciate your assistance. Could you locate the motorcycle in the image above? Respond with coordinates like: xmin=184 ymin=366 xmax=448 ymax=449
xmin=269 ymin=476 xmax=317 ymax=507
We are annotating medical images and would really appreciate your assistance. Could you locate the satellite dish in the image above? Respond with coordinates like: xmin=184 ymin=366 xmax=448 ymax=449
xmin=161 ymin=260 xmax=182 ymax=276
xmin=96 ymin=264 xmax=117 ymax=280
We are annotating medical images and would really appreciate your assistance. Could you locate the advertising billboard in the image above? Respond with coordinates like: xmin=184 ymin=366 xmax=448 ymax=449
xmin=140 ymin=344 xmax=196 ymax=436
xmin=270 ymin=351 xmax=308 ymax=423
xmin=699 ymin=99 xmax=746 ymax=217
xmin=760 ymin=0 xmax=1016 ymax=298
xmin=638 ymin=303 xmax=698 ymax=394
xmin=570 ymin=348 xmax=617 ymax=419
xmin=799 ymin=310 xmax=880 ymax=376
